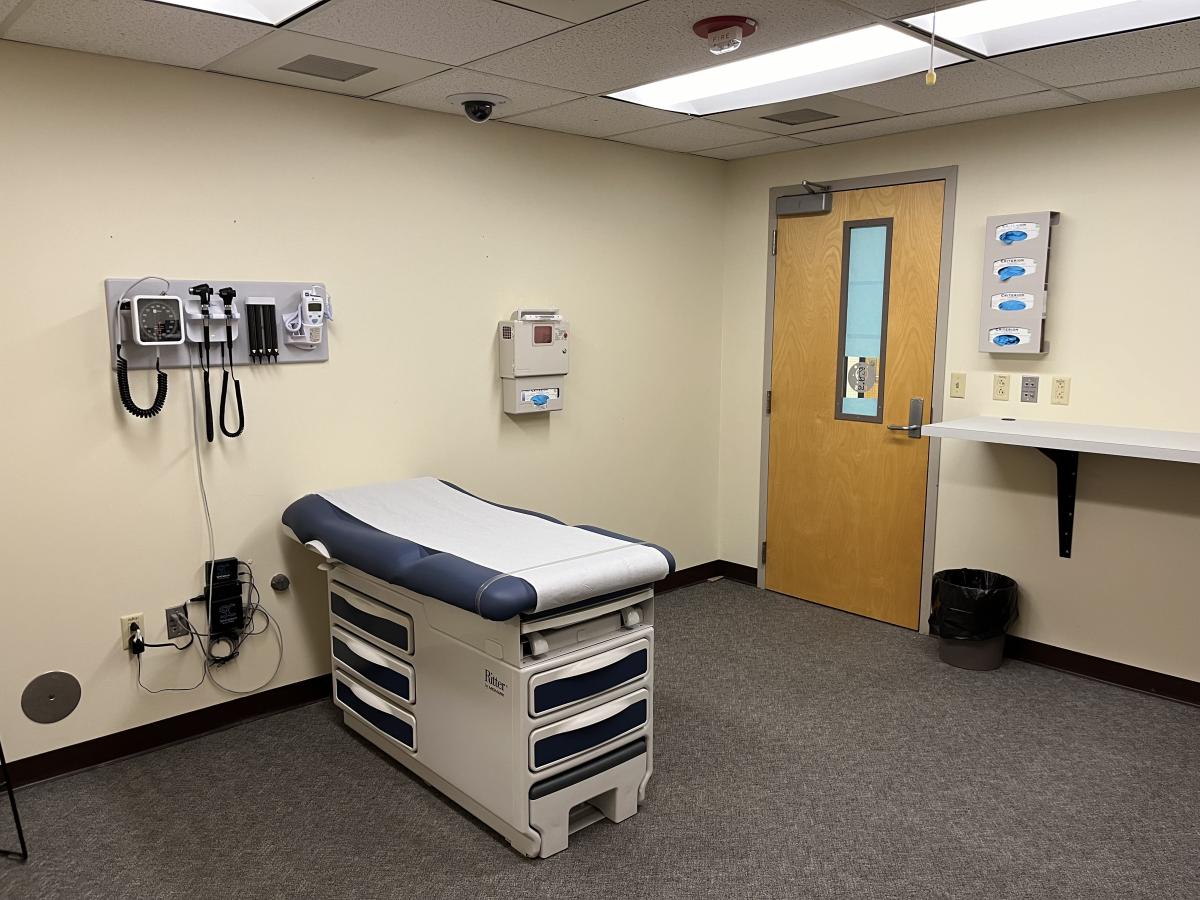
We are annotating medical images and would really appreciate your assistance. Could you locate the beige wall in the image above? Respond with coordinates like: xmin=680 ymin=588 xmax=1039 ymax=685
xmin=718 ymin=89 xmax=1200 ymax=681
xmin=0 ymin=41 xmax=726 ymax=761
xmin=4 ymin=39 xmax=1199 ymax=765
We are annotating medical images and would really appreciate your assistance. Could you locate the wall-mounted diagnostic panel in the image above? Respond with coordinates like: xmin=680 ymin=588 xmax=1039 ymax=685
xmin=107 ymin=277 xmax=331 ymax=434
xmin=979 ymin=211 xmax=1058 ymax=355
xmin=498 ymin=309 xmax=568 ymax=414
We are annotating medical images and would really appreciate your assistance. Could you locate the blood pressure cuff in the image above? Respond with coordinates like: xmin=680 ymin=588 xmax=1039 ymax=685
xmin=282 ymin=477 xmax=674 ymax=621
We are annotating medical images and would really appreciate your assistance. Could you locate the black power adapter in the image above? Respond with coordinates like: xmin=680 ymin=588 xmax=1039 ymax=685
xmin=204 ymin=557 xmax=245 ymax=639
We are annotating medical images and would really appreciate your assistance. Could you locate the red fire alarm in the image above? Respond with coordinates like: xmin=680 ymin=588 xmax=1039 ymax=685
xmin=693 ymin=15 xmax=758 ymax=55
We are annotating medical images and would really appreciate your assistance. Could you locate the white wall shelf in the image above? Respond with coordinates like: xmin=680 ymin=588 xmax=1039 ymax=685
xmin=923 ymin=416 xmax=1200 ymax=559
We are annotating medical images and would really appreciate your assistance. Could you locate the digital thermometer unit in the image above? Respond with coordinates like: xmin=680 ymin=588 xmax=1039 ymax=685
xmin=301 ymin=292 xmax=325 ymax=339
xmin=284 ymin=288 xmax=326 ymax=349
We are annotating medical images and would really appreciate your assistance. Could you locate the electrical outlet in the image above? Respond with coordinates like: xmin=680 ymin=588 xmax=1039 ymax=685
xmin=1021 ymin=375 xmax=1039 ymax=403
xmin=949 ymin=372 xmax=966 ymax=399
xmin=992 ymin=374 xmax=1011 ymax=401
xmin=166 ymin=605 xmax=190 ymax=639
xmin=1051 ymin=375 xmax=1071 ymax=406
xmin=119 ymin=613 xmax=144 ymax=649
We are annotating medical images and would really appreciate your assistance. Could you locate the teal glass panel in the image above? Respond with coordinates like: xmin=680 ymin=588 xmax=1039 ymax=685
xmin=839 ymin=223 xmax=890 ymax=419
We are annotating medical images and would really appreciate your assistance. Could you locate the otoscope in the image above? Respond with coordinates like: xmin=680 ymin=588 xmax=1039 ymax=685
xmin=189 ymin=283 xmax=215 ymax=442
xmin=217 ymin=287 xmax=245 ymax=438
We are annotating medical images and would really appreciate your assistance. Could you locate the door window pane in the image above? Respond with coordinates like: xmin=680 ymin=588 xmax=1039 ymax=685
xmin=837 ymin=220 xmax=893 ymax=422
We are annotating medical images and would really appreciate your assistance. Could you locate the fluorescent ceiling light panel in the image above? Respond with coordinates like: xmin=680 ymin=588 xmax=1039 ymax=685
xmin=905 ymin=0 xmax=1200 ymax=57
xmin=609 ymin=25 xmax=964 ymax=115
xmin=154 ymin=0 xmax=323 ymax=25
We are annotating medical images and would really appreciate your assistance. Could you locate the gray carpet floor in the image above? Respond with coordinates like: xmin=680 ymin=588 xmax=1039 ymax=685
xmin=2 ymin=579 xmax=1197 ymax=900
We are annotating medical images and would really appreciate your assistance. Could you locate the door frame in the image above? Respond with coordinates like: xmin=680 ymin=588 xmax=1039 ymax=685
xmin=757 ymin=167 xmax=958 ymax=634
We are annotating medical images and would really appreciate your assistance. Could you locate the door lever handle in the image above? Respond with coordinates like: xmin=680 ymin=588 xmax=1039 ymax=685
xmin=887 ymin=397 xmax=925 ymax=439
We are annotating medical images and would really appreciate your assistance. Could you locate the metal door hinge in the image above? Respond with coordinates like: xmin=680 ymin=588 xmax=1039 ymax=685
xmin=765 ymin=390 xmax=772 ymax=414
xmin=770 ymin=229 xmax=777 ymax=256
xmin=760 ymin=541 xmax=767 ymax=564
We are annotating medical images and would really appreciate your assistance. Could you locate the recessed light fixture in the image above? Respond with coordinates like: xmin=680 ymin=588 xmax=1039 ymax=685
xmin=153 ymin=0 xmax=324 ymax=26
xmin=904 ymin=0 xmax=1200 ymax=57
xmin=608 ymin=25 xmax=964 ymax=116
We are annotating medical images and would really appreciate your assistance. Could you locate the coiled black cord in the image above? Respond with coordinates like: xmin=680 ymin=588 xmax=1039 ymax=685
xmin=116 ymin=350 xmax=168 ymax=418
xmin=219 ymin=370 xmax=245 ymax=437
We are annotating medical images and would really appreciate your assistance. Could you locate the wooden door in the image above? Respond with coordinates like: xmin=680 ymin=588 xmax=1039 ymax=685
xmin=765 ymin=182 xmax=944 ymax=629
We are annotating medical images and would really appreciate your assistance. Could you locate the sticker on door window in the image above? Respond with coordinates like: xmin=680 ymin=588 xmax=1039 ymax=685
xmin=845 ymin=356 xmax=879 ymax=401
xmin=836 ymin=219 xmax=893 ymax=422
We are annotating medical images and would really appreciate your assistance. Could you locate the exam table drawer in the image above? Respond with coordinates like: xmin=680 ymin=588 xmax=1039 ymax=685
xmin=332 ymin=626 xmax=415 ymax=706
xmin=529 ymin=639 xmax=649 ymax=717
xmin=330 ymin=586 xmax=414 ymax=657
xmin=333 ymin=671 xmax=417 ymax=753
xmin=529 ymin=689 xmax=648 ymax=772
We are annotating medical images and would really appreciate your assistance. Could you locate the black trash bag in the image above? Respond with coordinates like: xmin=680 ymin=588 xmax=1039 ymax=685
xmin=929 ymin=569 xmax=1018 ymax=640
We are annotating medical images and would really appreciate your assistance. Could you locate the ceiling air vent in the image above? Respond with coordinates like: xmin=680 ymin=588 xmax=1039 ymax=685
xmin=760 ymin=107 xmax=837 ymax=126
xmin=278 ymin=55 xmax=377 ymax=82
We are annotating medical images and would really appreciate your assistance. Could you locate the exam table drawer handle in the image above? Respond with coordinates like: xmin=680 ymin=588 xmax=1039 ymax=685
xmin=529 ymin=689 xmax=649 ymax=772
xmin=332 ymin=626 xmax=415 ymax=705
xmin=529 ymin=639 xmax=649 ymax=717
xmin=330 ymin=589 xmax=414 ymax=656
xmin=333 ymin=673 xmax=417 ymax=753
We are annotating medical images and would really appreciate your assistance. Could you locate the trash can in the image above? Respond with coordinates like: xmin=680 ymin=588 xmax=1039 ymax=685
xmin=929 ymin=569 xmax=1018 ymax=671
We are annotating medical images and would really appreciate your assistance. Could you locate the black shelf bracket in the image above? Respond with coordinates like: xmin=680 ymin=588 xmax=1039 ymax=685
xmin=1037 ymin=447 xmax=1079 ymax=559
xmin=1 ymin=734 xmax=29 ymax=862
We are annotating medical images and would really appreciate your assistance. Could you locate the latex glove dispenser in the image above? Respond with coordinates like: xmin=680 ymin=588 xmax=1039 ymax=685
xmin=498 ymin=309 xmax=568 ymax=414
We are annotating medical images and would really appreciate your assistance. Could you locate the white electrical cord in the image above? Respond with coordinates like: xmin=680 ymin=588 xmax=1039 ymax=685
xmin=186 ymin=344 xmax=217 ymax=565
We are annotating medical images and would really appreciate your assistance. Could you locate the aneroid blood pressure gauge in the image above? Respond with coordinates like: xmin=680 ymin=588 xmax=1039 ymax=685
xmin=132 ymin=295 xmax=184 ymax=346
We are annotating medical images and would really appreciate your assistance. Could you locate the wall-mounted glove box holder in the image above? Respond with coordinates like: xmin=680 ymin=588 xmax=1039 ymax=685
xmin=978 ymin=212 xmax=1058 ymax=355
xmin=105 ymin=277 xmax=330 ymax=370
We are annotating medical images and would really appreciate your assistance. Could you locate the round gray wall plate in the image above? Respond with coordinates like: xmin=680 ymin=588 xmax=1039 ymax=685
xmin=21 ymin=671 xmax=81 ymax=724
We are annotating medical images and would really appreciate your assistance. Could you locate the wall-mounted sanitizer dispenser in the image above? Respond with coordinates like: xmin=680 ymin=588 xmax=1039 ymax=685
xmin=498 ymin=309 xmax=568 ymax=414
xmin=979 ymin=210 xmax=1058 ymax=354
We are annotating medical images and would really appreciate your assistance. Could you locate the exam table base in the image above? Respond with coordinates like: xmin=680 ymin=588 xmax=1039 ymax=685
xmin=324 ymin=564 xmax=655 ymax=858
xmin=346 ymin=714 xmax=646 ymax=857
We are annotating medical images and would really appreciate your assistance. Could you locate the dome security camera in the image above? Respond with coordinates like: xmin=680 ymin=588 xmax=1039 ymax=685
xmin=447 ymin=93 xmax=509 ymax=124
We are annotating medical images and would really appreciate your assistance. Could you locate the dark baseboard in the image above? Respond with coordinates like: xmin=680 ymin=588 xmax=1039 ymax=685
xmin=8 ymin=675 xmax=329 ymax=789
xmin=655 ymin=559 xmax=757 ymax=594
xmin=1005 ymin=637 xmax=1198 ymax=707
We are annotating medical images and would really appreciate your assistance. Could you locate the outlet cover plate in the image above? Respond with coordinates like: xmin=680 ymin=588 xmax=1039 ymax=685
xmin=166 ymin=605 xmax=190 ymax=639
xmin=120 ymin=613 xmax=145 ymax=649
xmin=993 ymin=374 xmax=1010 ymax=401
xmin=1051 ymin=375 xmax=1071 ymax=405
xmin=1021 ymin=375 xmax=1039 ymax=403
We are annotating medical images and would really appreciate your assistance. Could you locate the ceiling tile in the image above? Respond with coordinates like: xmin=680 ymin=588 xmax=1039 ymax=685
xmin=802 ymin=90 xmax=1080 ymax=144
xmin=709 ymin=94 xmax=896 ymax=135
xmin=1066 ymin=67 xmax=1200 ymax=101
xmin=610 ymin=118 xmax=774 ymax=152
xmin=836 ymin=60 xmax=1045 ymax=114
xmin=839 ymin=0 xmax=944 ymax=16
xmin=996 ymin=18 xmax=1200 ymax=87
xmin=695 ymin=135 xmax=816 ymax=160
xmin=374 ymin=68 xmax=581 ymax=118
xmin=505 ymin=96 xmax=688 ymax=137
xmin=0 ymin=0 xmax=25 ymax=27
xmin=471 ymin=0 xmax=874 ymax=95
xmin=209 ymin=30 xmax=446 ymax=97
xmin=502 ymin=0 xmax=646 ymax=24
xmin=5 ymin=0 xmax=269 ymax=68
xmin=287 ymin=0 xmax=568 ymax=66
